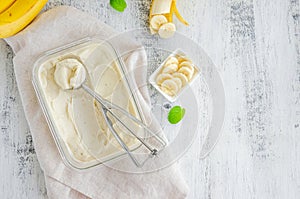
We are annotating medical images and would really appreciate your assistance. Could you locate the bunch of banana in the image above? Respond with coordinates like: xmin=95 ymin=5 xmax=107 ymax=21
xmin=156 ymin=55 xmax=195 ymax=96
xmin=0 ymin=0 xmax=48 ymax=38
xmin=149 ymin=0 xmax=189 ymax=38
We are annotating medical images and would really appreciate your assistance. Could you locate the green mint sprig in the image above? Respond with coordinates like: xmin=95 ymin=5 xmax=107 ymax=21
xmin=168 ymin=106 xmax=186 ymax=124
xmin=110 ymin=0 xmax=127 ymax=12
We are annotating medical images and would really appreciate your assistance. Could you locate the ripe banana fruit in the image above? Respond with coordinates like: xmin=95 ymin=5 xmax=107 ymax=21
xmin=149 ymin=0 xmax=188 ymax=38
xmin=0 ymin=0 xmax=15 ymax=13
xmin=156 ymin=54 xmax=197 ymax=97
xmin=0 ymin=0 xmax=48 ymax=38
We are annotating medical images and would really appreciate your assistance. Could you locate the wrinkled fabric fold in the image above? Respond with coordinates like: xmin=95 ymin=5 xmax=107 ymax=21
xmin=5 ymin=6 xmax=188 ymax=199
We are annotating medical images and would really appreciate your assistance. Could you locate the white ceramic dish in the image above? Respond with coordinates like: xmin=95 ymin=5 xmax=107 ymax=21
xmin=148 ymin=49 xmax=200 ymax=102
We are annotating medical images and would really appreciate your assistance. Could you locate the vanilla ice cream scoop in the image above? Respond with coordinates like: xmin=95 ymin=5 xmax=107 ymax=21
xmin=54 ymin=58 xmax=86 ymax=90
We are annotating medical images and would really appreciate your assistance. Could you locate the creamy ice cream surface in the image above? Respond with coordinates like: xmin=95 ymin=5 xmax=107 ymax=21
xmin=54 ymin=58 xmax=86 ymax=90
xmin=37 ymin=42 xmax=141 ymax=164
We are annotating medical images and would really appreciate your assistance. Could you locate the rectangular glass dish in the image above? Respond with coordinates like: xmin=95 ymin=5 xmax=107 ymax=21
xmin=32 ymin=37 xmax=145 ymax=170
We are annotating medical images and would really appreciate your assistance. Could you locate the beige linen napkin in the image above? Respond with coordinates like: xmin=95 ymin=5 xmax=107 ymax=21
xmin=5 ymin=6 xmax=188 ymax=199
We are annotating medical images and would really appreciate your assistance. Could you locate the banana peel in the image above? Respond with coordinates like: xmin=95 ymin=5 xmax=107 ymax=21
xmin=0 ymin=0 xmax=48 ymax=38
xmin=172 ymin=1 xmax=189 ymax=26
xmin=149 ymin=0 xmax=189 ymax=38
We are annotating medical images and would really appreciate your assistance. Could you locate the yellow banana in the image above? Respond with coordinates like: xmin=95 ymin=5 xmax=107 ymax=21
xmin=149 ymin=0 xmax=189 ymax=38
xmin=0 ymin=0 xmax=16 ymax=14
xmin=0 ymin=0 xmax=48 ymax=38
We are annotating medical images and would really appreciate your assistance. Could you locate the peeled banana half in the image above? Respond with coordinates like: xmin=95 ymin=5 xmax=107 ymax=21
xmin=149 ymin=0 xmax=189 ymax=39
xmin=0 ymin=0 xmax=48 ymax=38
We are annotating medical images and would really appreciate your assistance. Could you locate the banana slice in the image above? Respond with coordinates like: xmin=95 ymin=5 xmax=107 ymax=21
xmin=173 ymin=1 xmax=189 ymax=26
xmin=178 ymin=66 xmax=194 ymax=80
xmin=179 ymin=61 xmax=195 ymax=74
xmin=164 ymin=56 xmax=179 ymax=66
xmin=160 ymin=86 xmax=175 ymax=96
xmin=173 ymin=72 xmax=188 ymax=86
xmin=177 ymin=55 xmax=192 ymax=63
xmin=172 ymin=77 xmax=182 ymax=88
xmin=150 ymin=26 xmax=158 ymax=34
xmin=158 ymin=22 xmax=176 ymax=38
xmin=150 ymin=15 xmax=168 ymax=30
xmin=156 ymin=73 xmax=172 ymax=85
xmin=161 ymin=79 xmax=179 ymax=96
xmin=162 ymin=63 xmax=178 ymax=74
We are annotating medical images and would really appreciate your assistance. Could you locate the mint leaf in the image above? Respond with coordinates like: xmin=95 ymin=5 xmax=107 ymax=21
xmin=110 ymin=0 xmax=127 ymax=12
xmin=168 ymin=106 xmax=186 ymax=124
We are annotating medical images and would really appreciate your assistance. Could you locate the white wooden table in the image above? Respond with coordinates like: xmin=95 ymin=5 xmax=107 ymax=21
xmin=1 ymin=0 xmax=300 ymax=198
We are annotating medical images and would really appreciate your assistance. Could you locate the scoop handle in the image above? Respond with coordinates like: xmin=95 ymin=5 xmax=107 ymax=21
xmin=81 ymin=84 xmax=166 ymax=147
xmin=81 ymin=84 xmax=166 ymax=167
xmin=81 ymin=84 xmax=142 ymax=166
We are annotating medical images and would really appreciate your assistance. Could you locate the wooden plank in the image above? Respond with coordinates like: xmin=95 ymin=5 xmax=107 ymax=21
xmin=0 ymin=40 xmax=47 ymax=198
